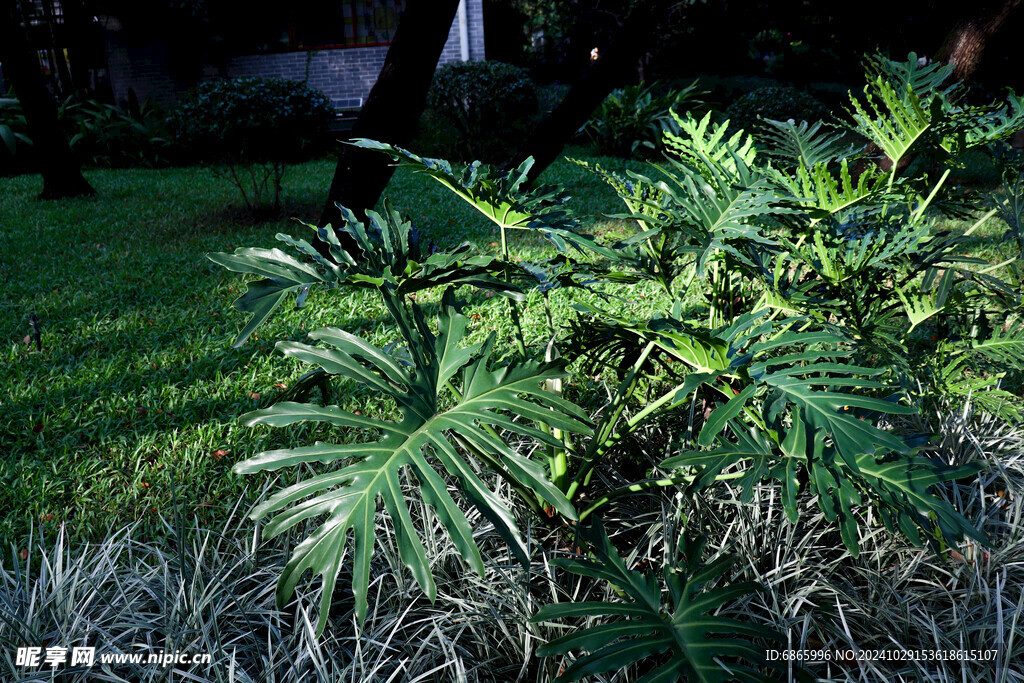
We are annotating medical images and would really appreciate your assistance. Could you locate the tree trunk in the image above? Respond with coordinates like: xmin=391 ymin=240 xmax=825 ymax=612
xmin=502 ymin=1 xmax=662 ymax=185
xmin=935 ymin=0 xmax=1024 ymax=82
xmin=39 ymin=0 xmax=73 ymax=96
xmin=62 ymin=0 xmax=94 ymax=98
xmin=0 ymin=0 xmax=95 ymax=199
xmin=317 ymin=0 xmax=460 ymax=234
xmin=853 ymin=0 xmax=1024 ymax=180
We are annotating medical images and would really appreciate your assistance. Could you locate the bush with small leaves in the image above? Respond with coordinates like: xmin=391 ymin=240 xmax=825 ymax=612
xmin=172 ymin=77 xmax=335 ymax=208
xmin=426 ymin=60 xmax=537 ymax=163
xmin=725 ymin=85 xmax=831 ymax=143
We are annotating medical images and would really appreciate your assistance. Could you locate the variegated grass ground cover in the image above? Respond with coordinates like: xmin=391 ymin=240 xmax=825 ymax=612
xmin=0 ymin=406 xmax=1021 ymax=682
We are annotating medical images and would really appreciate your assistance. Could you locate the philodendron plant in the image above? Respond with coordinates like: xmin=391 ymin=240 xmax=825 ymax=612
xmin=210 ymin=54 xmax=1024 ymax=681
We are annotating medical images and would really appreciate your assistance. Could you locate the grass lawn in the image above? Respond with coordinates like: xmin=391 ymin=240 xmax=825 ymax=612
xmin=0 ymin=148 xmax=653 ymax=548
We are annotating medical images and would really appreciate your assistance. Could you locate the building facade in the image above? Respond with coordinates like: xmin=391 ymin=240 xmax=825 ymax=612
xmin=103 ymin=0 xmax=485 ymax=110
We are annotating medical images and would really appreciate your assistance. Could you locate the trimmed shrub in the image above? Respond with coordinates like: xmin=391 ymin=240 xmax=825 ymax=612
xmin=725 ymin=85 xmax=831 ymax=142
xmin=426 ymin=60 xmax=537 ymax=163
xmin=172 ymin=77 xmax=335 ymax=208
xmin=172 ymin=77 xmax=335 ymax=164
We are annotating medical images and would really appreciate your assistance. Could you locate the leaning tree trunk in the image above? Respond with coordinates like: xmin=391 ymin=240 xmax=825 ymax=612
xmin=502 ymin=0 xmax=663 ymax=185
xmin=854 ymin=0 xmax=1024 ymax=180
xmin=0 ymin=0 xmax=95 ymax=199
xmin=935 ymin=0 xmax=1024 ymax=82
xmin=317 ymin=0 xmax=460 ymax=234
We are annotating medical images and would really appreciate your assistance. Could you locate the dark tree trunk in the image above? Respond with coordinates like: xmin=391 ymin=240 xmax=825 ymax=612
xmin=62 ymin=0 xmax=94 ymax=98
xmin=317 ymin=0 xmax=460 ymax=234
xmin=853 ymin=0 xmax=1024 ymax=180
xmin=502 ymin=1 xmax=663 ymax=185
xmin=39 ymin=0 xmax=73 ymax=96
xmin=936 ymin=0 xmax=1023 ymax=82
xmin=0 ymin=0 xmax=95 ymax=199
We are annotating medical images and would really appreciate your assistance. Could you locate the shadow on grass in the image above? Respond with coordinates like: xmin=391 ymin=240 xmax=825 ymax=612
xmin=192 ymin=198 xmax=325 ymax=234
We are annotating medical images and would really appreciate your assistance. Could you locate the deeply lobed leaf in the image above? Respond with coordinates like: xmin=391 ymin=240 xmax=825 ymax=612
xmin=234 ymin=302 xmax=593 ymax=633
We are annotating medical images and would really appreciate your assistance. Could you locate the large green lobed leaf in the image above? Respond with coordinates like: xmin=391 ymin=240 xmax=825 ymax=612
xmin=234 ymin=301 xmax=593 ymax=633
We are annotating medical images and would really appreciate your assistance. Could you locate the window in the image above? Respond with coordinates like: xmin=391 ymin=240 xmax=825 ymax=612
xmin=290 ymin=0 xmax=406 ymax=50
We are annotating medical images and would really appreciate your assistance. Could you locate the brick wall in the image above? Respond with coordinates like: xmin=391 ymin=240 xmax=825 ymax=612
xmin=467 ymin=0 xmax=486 ymax=63
xmin=224 ymin=0 xmax=486 ymax=109
xmin=225 ymin=47 xmax=387 ymax=110
xmin=104 ymin=36 xmax=190 ymax=107
xmin=104 ymin=0 xmax=485 ymax=109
